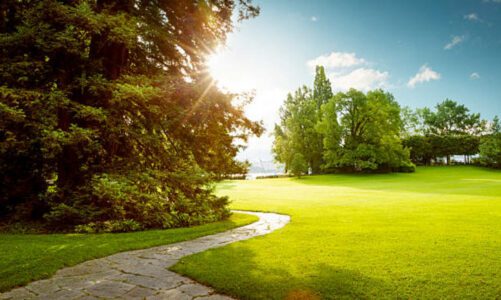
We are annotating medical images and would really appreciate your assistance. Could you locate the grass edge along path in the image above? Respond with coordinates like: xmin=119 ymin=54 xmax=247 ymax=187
xmin=0 ymin=212 xmax=258 ymax=293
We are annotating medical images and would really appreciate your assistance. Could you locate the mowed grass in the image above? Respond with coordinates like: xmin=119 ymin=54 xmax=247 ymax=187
xmin=0 ymin=212 xmax=257 ymax=293
xmin=171 ymin=166 xmax=501 ymax=299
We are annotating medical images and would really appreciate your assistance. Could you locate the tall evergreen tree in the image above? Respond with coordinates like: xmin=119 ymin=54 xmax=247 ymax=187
xmin=272 ymin=65 xmax=333 ymax=174
xmin=0 ymin=0 xmax=262 ymax=230
xmin=313 ymin=66 xmax=333 ymax=112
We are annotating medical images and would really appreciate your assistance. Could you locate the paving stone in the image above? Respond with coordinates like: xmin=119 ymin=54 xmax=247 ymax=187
xmin=83 ymin=281 xmax=135 ymax=298
xmin=123 ymin=286 xmax=157 ymax=299
xmin=24 ymin=279 xmax=60 ymax=295
xmin=177 ymin=283 xmax=212 ymax=297
xmin=116 ymin=263 xmax=169 ymax=277
xmin=1 ymin=211 xmax=290 ymax=300
xmin=34 ymin=289 xmax=85 ymax=300
xmin=147 ymin=289 xmax=192 ymax=300
xmin=75 ymin=295 xmax=102 ymax=300
xmin=54 ymin=262 xmax=110 ymax=277
xmin=119 ymin=274 xmax=184 ymax=290
xmin=0 ymin=287 xmax=35 ymax=299
xmin=52 ymin=276 xmax=95 ymax=290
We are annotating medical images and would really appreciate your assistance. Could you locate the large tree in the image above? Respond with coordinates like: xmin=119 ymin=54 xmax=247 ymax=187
xmin=272 ymin=66 xmax=331 ymax=174
xmin=319 ymin=89 xmax=413 ymax=172
xmin=0 ymin=0 xmax=262 ymax=230
xmin=272 ymin=86 xmax=319 ymax=173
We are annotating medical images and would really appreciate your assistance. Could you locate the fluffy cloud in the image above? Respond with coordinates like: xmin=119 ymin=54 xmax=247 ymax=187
xmin=407 ymin=64 xmax=441 ymax=88
xmin=308 ymin=51 xmax=389 ymax=91
xmin=464 ymin=13 xmax=480 ymax=21
xmin=311 ymin=16 xmax=318 ymax=22
xmin=307 ymin=52 xmax=366 ymax=69
xmin=329 ymin=68 xmax=389 ymax=91
xmin=470 ymin=72 xmax=480 ymax=79
xmin=444 ymin=35 xmax=465 ymax=50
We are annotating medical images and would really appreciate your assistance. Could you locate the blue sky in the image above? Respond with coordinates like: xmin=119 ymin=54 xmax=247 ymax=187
xmin=208 ymin=0 xmax=501 ymax=162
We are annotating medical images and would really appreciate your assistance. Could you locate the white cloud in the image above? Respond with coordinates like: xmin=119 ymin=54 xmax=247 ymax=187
xmin=311 ymin=16 xmax=318 ymax=22
xmin=444 ymin=35 xmax=465 ymax=50
xmin=470 ymin=72 xmax=480 ymax=79
xmin=329 ymin=68 xmax=389 ymax=91
xmin=307 ymin=52 xmax=366 ymax=69
xmin=464 ymin=13 xmax=480 ymax=21
xmin=407 ymin=64 xmax=441 ymax=88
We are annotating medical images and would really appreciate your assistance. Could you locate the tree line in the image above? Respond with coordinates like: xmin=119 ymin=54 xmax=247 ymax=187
xmin=401 ymin=100 xmax=501 ymax=168
xmin=273 ymin=66 xmax=500 ymax=177
xmin=0 ymin=0 xmax=261 ymax=232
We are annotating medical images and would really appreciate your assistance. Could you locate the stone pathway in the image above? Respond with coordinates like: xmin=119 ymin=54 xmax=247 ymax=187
xmin=0 ymin=211 xmax=290 ymax=300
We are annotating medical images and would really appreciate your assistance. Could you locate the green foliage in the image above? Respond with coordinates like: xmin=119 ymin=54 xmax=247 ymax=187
xmin=477 ymin=116 xmax=501 ymax=168
xmin=290 ymin=153 xmax=308 ymax=178
xmin=272 ymin=67 xmax=331 ymax=175
xmin=402 ymin=135 xmax=433 ymax=165
xmin=421 ymin=99 xmax=484 ymax=135
xmin=404 ymin=134 xmax=480 ymax=165
xmin=74 ymin=219 xmax=142 ymax=234
xmin=401 ymin=100 xmax=485 ymax=165
xmin=273 ymin=68 xmax=412 ymax=174
xmin=0 ymin=0 xmax=262 ymax=230
xmin=320 ymin=89 xmax=413 ymax=172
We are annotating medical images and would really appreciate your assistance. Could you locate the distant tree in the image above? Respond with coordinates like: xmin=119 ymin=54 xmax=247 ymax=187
xmin=273 ymin=66 xmax=332 ymax=174
xmin=322 ymin=89 xmax=413 ymax=172
xmin=313 ymin=66 xmax=333 ymax=113
xmin=402 ymin=135 xmax=433 ymax=165
xmin=422 ymin=99 xmax=484 ymax=135
xmin=478 ymin=116 xmax=501 ymax=168
xmin=316 ymin=99 xmax=341 ymax=171
xmin=421 ymin=99 xmax=484 ymax=164
xmin=400 ymin=107 xmax=424 ymax=137
xmin=272 ymin=87 xmax=317 ymax=173
xmin=290 ymin=153 xmax=308 ymax=178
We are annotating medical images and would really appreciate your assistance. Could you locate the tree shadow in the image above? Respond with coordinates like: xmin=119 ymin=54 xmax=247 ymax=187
xmin=172 ymin=243 xmax=391 ymax=299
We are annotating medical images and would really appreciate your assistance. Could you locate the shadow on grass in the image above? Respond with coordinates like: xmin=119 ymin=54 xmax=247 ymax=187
xmin=172 ymin=244 xmax=390 ymax=299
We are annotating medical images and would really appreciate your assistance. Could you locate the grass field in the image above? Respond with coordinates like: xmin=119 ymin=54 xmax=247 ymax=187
xmin=0 ymin=212 xmax=257 ymax=293
xmin=171 ymin=166 xmax=501 ymax=299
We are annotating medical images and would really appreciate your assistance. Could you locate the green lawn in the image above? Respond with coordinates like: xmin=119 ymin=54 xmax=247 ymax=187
xmin=171 ymin=166 xmax=501 ymax=299
xmin=0 ymin=212 xmax=257 ymax=293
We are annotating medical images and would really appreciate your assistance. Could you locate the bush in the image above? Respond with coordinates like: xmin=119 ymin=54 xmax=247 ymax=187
xmin=75 ymin=219 xmax=142 ymax=233
xmin=43 ymin=172 xmax=231 ymax=232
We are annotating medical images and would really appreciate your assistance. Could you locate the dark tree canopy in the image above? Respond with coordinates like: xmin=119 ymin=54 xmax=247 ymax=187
xmin=0 ymin=0 xmax=262 ymax=231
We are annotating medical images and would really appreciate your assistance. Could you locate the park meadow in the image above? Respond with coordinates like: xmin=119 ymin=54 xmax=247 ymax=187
xmin=1 ymin=1 xmax=501 ymax=299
